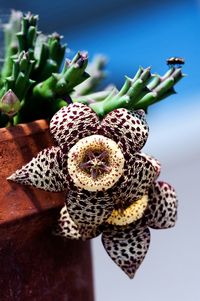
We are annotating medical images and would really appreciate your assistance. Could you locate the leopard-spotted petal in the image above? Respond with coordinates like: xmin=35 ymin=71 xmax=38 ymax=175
xmin=139 ymin=153 xmax=161 ymax=180
xmin=50 ymin=103 xmax=100 ymax=153
xmin=53 ymin=204 xmax=81 ymax=239
xmin=8 ymin=147 xmax=66 ymax=192
xmin=111 ymin=152 xmax=158 ymax=208
xmin=66 ymin=188 xmax=114 ymax=240
xmin=102 ymin=224 xmax=150 ymax=278
xmin=99 ymin=108 xmax=149 ymax=153
xmin=145 ymin=181 xmax=178 ymax=229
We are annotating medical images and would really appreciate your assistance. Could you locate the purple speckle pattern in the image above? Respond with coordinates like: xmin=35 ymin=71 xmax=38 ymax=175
xmin=145 ymin=181 xmax=178 ymax=229
xmin=8 ymin=147 xmax=66 ymax=192
xmin=100 ymin=108 xmax=149 ymax=152
xmin=102 ymin=223 xmax=150 ymax=279
xmin=101 ymin=180 xmax=177 ymax=278
xmin=50 ymin=103 xmax=100 ymax=153
xmin=8 ymin=103 xmax=178 ymax=278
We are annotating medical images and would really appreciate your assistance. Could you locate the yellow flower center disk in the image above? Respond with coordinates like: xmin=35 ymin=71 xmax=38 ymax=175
xmin=106 ymin=195 xmax=148 ymax=226
xmin=67 ymin=135 xmax=125 ymax=191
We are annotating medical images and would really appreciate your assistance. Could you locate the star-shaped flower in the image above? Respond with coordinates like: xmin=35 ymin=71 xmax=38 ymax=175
xmin=8 ymin=103 xmax=177 ymax=278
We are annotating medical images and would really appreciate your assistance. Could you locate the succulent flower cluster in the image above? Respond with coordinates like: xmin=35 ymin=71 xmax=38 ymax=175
xmin=3 ymin=10 xmax=183 ymax=278
xmin=9 ymin=103 xmax=178 ymax=278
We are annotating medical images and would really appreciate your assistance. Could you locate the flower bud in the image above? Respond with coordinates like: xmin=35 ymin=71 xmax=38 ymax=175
xmin=75 ymin=52 xmax=88 ymax=68
xmin=0 ymin=90 xmax=21 ymax=117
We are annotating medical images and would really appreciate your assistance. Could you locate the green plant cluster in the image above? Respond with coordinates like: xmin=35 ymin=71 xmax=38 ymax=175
xmin=0 ymin=10 xmax=184 ymax=128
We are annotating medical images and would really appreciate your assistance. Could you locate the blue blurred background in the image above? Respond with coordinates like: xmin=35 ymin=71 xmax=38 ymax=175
xmin=0 ymin=1 xmax=200 ymax=300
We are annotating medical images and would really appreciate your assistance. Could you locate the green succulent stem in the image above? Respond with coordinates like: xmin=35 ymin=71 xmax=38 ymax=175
xmin=73 ymin=55 xmax=107 ymax=96
xmin=75 ymin=66 xmax=184 ymax=117
xmin=33 ymin=76 xmax=56 ymax=99
xmin=0 ymin=10 xmax=22 ymax=81
xmin=133 ymin=67 xmax=184 ymax=110
xmin=11 ymin=52 xmax=89 ymax=124
xmin=32 ymin=33 xmax=67 ymax=82
xmin=16 ymin=12 xmax=39 ymax=58
xmin=90 ymin=95 xmax=130 ymax=117
xmin=0 ymin=51 xmax=35 ymax=100
xmin=0 ymin=9 xmax=185 ymax=127
xmin=73 ymin=89 xmax=115 ymax=104
xmin=33 ymin=52 xmax=89 ymax=100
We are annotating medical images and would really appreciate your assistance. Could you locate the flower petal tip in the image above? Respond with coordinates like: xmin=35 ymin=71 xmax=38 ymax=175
xmin=7 ymin=173 xmax=16 ymax=181
xmin=122 ymin=267 xmax=136 ymax=279
xmin=54 ymin=205 xmax=82 ymax=240
xmin=102 ymin=226 xmax=150 ymax=280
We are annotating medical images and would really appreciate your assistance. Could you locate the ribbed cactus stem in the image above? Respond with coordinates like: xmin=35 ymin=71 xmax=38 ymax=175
xmin=146 ymin=75 xmax=161 ymax=90
xmin=73 ymin=55 xmax=107 ymax=96
xmin=117 ymin=77 xmax=132 ymax=97
xmin=33 ymin=41 xmax=53 ymax=80
xmin=58 ymin=51 xmax=89 ymax=91
xmin=118 ymin=67 xmax=144 ymax=97
xmin=1 ymin=10 xmax=22 ymax=79
xmin=78 ymin=66 xmax=184 ymax=117
xmin=90 ymin=94 xmax=130 ymax=117
xmin=16 ymin=12 xmax=39 ymax=61
xmin=170 ymin=67 xmax=184 ymax=83
xmin=48 ymin=32 xmax=66 ymax=67
xmin=3 ymin=51 xmax=35 ymax=100
xmin=134 ymin=67 xmax=184 ymax=109
xmin=73 ymin=90 xmax=112 ymax=104
xmin=126 ymin=67 xmax=151 ymax=106
xmin=32 ymin=33 xmax=66 ymax=82
xmin=3 ymin=11 xmax=22 ymax=49
xmin=33 ymin=51 xmax=89 ymax=100
xmin=161 ymin=66 xmax=176 ymax=80
xmin=83 ymin=67 xmax=151 ymax=116
xmin=33 ymin=76 xmax=56 ymax=99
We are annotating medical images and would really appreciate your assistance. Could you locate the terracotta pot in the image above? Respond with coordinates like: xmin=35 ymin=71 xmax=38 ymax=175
xmin=0 ymin=120 xmax=94 ymax=301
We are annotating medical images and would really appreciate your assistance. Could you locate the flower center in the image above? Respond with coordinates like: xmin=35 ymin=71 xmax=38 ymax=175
xmin=67 ymin=135 xmax=125 ymax=191
xmin=79 ymin=150 xmax=111 ymax=179
xmin=106 ymin=195 xmax=148 ymax=226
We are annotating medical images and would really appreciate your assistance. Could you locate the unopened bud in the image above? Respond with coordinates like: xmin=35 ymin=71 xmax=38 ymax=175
xmin=0 ymin=90 xmax=20 ymax=117
xmin=76 ymin=52 xmax=88 ymax=68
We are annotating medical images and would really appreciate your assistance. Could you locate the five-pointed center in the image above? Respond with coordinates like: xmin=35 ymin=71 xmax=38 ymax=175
xmin=67 ymin=135 xmax=125 ymax=191
xmin=79 ymin=150 xmax=111 ymax=179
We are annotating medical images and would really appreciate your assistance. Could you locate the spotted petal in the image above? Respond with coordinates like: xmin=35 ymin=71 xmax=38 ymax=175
xmin=50 ymin=103 xmax=100 ymax=153
xmin=111 ymin=152 xmax=158 ymax=208
xmin=102 ymin=224 xmax=150 ymax=278
xmin=53 ymin=205 xmax=81 ymax=239
xmin=145 ymin=181 xmax=178 ymax=229
xmin=100 ymin=108 xmax=149 ymax=153
xmin=66 ymin=188 xmax=114 ymax=240
xmin=8 ymin=147 xmax=66 ymax=192
xmin=139 ymin=153 xmax=161 ymax=180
